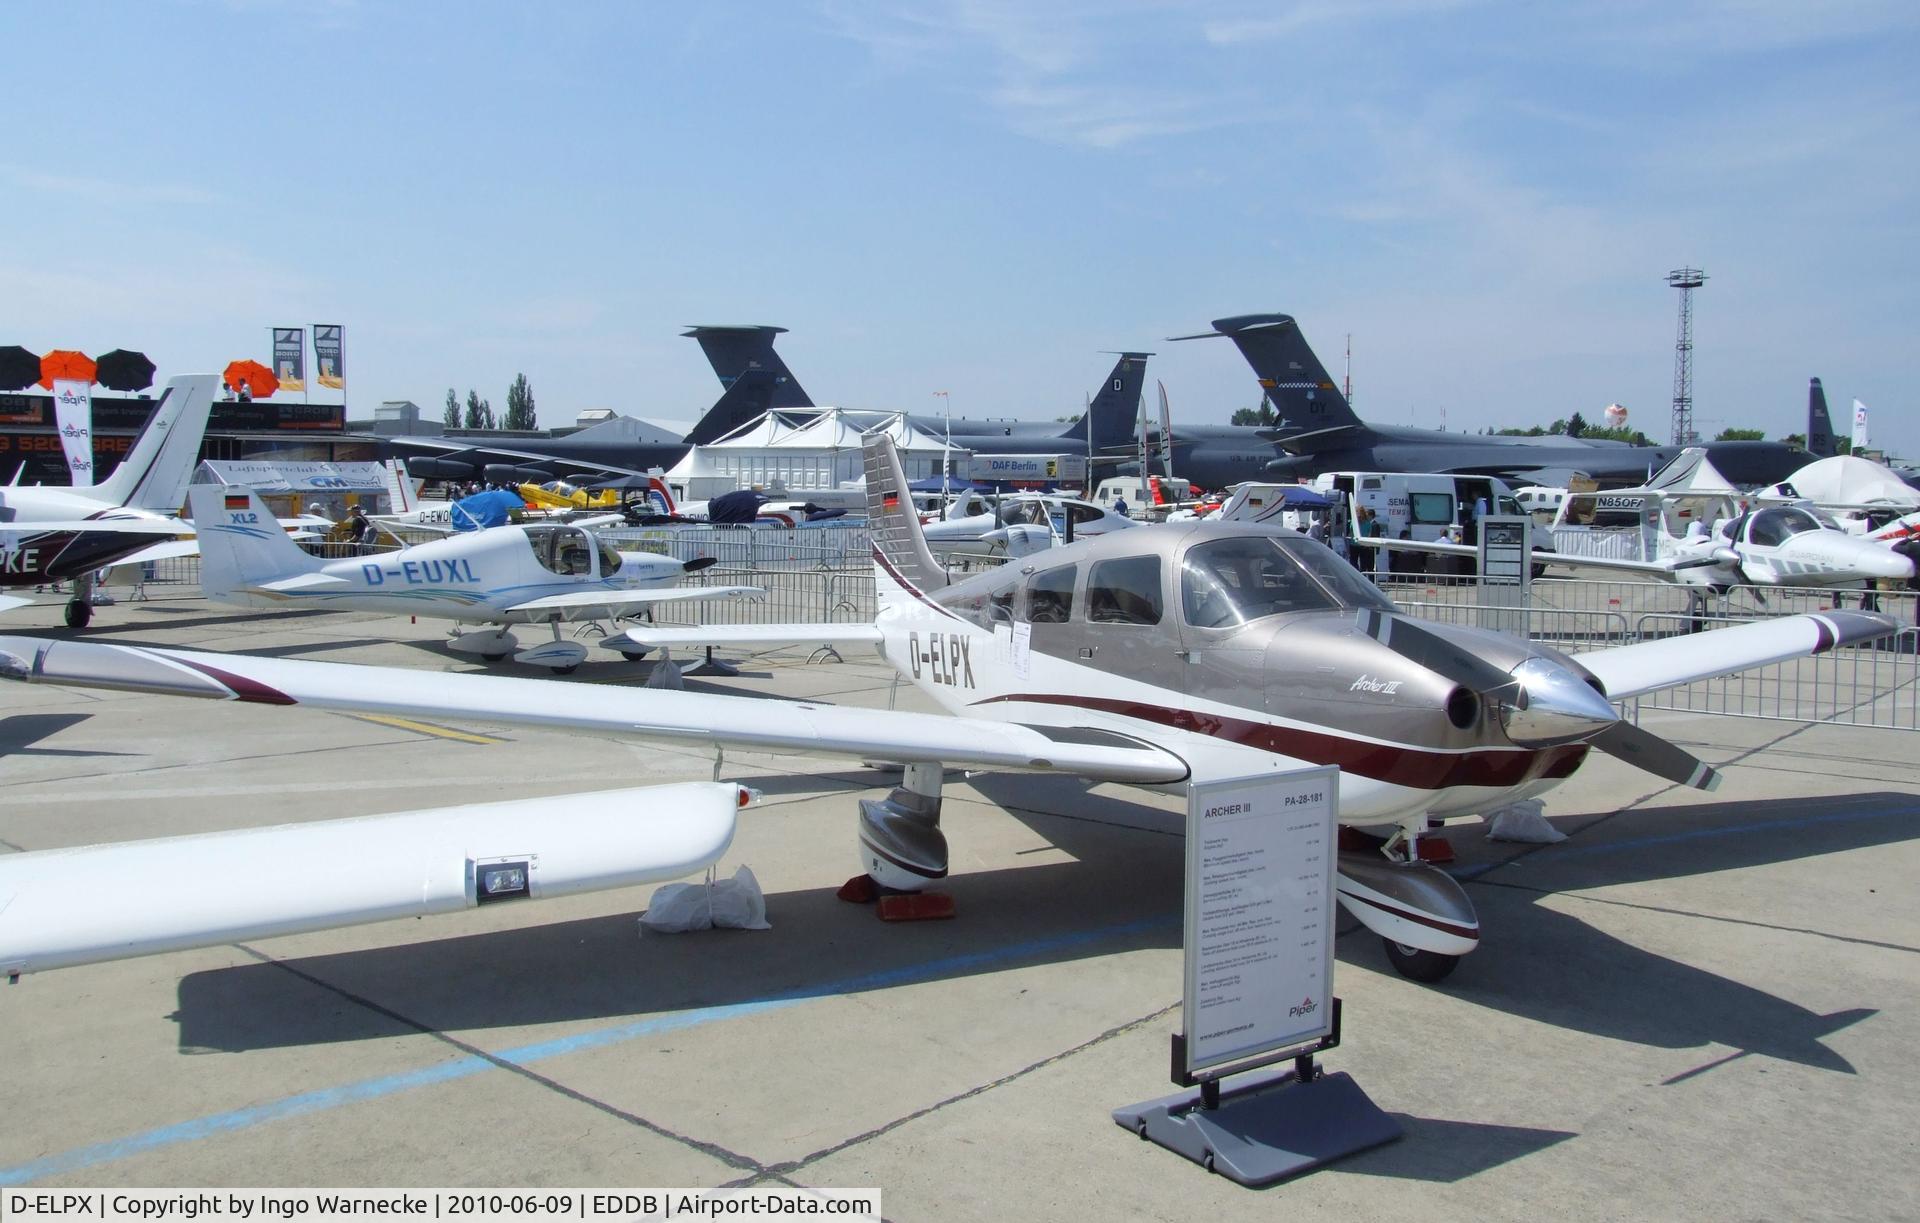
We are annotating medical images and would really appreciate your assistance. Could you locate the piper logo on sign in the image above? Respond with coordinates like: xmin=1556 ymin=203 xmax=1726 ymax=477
xmin=1288 ymin=995 xmax=1319 ymax=1018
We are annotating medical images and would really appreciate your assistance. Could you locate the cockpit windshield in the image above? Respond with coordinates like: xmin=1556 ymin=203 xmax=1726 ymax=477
xmin=1180 ymin=535 xmax=1393 ymax=628
xmin=1747 ymin=506 xmax=1826 ymax=547
xmin=525 ymin=524 xmax=597 ymax=576
xmin=995 ymin=499 xmax=1051 ymax=527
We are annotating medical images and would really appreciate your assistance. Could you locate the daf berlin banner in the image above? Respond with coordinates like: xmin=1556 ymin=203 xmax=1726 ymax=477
xmin=274 ymin=327 xmax=306 ymax=392
xmin=313 ymin=324 xmax=344 ymax=390
xmin=50 ymin=378 xmax=94 ymax=483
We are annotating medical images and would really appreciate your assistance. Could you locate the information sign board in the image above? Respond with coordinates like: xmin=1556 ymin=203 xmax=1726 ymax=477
xmin=1182 ymin=766 xmax=1337 ymax=1077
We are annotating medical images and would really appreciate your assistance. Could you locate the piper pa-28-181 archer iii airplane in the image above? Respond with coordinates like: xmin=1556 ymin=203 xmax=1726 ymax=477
xmin=0 ymin=374 xmax=218 ymax=627
xmin=0 ymin=433 xmax=1895 ymax=983
xmin=189 ymin=485 xmax=761 ymax=672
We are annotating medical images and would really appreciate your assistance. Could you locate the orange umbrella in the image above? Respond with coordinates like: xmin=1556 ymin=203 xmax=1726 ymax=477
xmin=223 ymin=358 xmax=279 ymax=399
xmin=36 ymin=349 xmax=97 ymax=390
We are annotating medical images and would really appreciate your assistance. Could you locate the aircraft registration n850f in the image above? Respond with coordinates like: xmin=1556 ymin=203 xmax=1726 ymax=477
xmin=0 ymin=434 xmax=1894 ymax=984
xmin=190 ymin=485 xmax=762 ymax=672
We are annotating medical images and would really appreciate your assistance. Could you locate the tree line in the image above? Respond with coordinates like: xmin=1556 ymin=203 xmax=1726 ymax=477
xmin=443 ymin=373 xmax=538 ymax=431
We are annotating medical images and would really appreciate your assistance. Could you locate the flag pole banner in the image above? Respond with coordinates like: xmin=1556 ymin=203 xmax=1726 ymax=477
xmin=314 ymin=324 xmax=344 ymax=390
xmin=50 ymin=378 xmax=95 ymax=483
xmin=274 ymin=327 xmax=306 ymax=393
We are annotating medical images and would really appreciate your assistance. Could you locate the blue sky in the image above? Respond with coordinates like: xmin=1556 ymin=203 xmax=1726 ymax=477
xmin=3 ymin=1 xmax=1916 ymax=454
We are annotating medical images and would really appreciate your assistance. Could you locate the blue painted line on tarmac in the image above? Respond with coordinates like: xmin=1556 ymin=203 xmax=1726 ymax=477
xmin=1451 ymin=804 xmax=1917 ymax=880
xmin=0 ymin=915 xmax=1172 ymax=1186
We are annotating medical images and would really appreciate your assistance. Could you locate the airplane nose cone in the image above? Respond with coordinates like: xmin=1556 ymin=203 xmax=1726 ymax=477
xmin=1500 ymin=657 xmax=1620 ymax=746
xmin=1862 ymin=546 xmax=1915 ymax=581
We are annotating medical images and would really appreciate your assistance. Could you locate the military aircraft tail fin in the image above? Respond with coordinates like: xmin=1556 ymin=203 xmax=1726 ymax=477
xmin=1806 ymin=378 xmax=1837 ymax=458
xmin=862 ymin=430 xmax=947 ymax=612
xmin=1171 ymin=314 xmax=1364 ymax=445
xmin=1057 ymin=351 xmax=1151 ymax=451
xmin=188 ymin=484 xmax=323 ymax=600
xmin=679 ymin=325 xmax=814 ymax=446
xmin=95 ymin=374 xmax=219 ymax=512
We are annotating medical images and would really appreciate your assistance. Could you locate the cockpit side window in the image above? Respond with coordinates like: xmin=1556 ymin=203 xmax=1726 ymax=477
xmin=1022 ymin=564 xmax=1077 ymax=624
xmin=598 ymin=541 xmax=623 ymax=576
xmin=1086 ymin=555 xmax=1163 ymax=625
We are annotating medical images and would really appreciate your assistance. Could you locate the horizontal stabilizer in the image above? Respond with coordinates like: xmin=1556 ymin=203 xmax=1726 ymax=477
xmin=0 ymin=781 xmax=743 ymax=975
xmin=1578 ymin=611 xmax=1898 ymax=700
xmin=503 ymin=584 xmax=764 ymax=615
xmin=256 ymin=572 xmax=352 ymax=593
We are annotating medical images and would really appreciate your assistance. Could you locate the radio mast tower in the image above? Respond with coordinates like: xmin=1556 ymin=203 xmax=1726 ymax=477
xmin=1667 ymin=266 xmax=1706 ymax=446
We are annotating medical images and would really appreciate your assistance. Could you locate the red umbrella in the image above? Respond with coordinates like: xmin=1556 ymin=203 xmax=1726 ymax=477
xmin=223 ymin=359 xmax=279 ymax=399
xmin=36 ymin=349 xmax=97 ymax=390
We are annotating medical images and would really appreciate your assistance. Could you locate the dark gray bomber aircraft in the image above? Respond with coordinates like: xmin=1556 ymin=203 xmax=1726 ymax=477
xmin=1151 ymin=314 xmax=1814 ymax=491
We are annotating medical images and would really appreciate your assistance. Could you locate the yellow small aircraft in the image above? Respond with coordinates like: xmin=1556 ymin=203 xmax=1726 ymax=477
xmin=516 ymin=479 xmax=624 ymax=513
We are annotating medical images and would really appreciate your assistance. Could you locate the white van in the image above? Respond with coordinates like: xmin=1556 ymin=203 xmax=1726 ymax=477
xmin=1308 ymin=472 xmax=1523 ymax=543
xmin=1092 ymin=475 xmax=1195 ymax=517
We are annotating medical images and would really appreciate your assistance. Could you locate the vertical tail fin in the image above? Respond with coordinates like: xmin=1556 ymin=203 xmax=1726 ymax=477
xmin=1806 ymin=378 xmax=1836 ymax=458
xmin=188 ymin=485 xmax=323 ymax=600
xmin=1171 ymin=314 xmax=1364 ymax=442
xmin=1058 ymin=351 xmax=1150 ymax=451
xmin=683 ymin=325 xmax=813 ymax=405
xmin=93 ymin=374 xmax=218 ymax=512
xmin=862 ymin=430 xmax=947 ymax=612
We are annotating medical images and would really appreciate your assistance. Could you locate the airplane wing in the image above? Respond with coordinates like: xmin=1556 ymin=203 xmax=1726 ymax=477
xmin=0 ymin=595 xmax=31 ymax=614
xmin=502 ymin=585 xmax=764 ymax=616
xmin=0 ymin=780 xmax=744 ymax=976
xmin=0 ymin=637 xmax=1189 ymax=784
xmin=606 ymin=623 xmax=886 ymax=651
xmin=1576 ymin=610 xmax=1896 ymax=700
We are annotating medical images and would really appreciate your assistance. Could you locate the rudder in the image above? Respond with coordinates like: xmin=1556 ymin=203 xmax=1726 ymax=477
xmin=862 ymin=430 xmax=947 ymax=614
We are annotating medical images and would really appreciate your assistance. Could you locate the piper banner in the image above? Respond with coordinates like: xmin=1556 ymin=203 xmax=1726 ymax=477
xmin=314 ymin=324 xmax=344 ymax=390
xmin=274 ymin=327 xmax=306 ymax=392
xmin=50 ymin=378 xmax=95 ymax=483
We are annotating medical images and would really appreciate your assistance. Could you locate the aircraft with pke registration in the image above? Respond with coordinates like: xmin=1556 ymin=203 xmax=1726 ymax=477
xmin=190 ymin=485 xmax=760 ymax=672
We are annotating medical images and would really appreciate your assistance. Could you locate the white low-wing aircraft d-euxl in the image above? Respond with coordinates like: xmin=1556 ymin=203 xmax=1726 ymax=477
xmin=0 ymin=374 xmax=218 ymax=626
xmin=0 ymin=433 xmax=1895 ymax=983
xmin=189 ymin=485 xmax=762 ymax=672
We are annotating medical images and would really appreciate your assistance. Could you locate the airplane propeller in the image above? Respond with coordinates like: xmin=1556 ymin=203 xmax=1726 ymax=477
xmin=1355 ymin=610 xmax=1722 ymax=791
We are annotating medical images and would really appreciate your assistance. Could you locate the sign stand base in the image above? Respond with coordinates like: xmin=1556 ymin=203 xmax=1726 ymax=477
xmin=1113 ymin=1059 xmax=1401 ymax=1187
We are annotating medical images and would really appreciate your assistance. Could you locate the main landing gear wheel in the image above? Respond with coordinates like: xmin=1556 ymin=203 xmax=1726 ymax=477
xmin=1383 ymin=939 xmax=1461 ymax=983
xmin=64 ymin=600 xmax=92 ymax=629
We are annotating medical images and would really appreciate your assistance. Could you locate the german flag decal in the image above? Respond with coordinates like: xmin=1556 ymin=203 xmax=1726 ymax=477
xmin=882 ymin=493 xmax=899 ymax=511
xmin=224 ymin=494 xmax=250 ymax=511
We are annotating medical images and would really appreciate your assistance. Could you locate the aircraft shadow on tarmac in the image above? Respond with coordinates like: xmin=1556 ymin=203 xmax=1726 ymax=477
xmin=0 ymin=712 xmax=134 ymax=759
xmin=169 ymin=783 xmax=1911 ymax=1089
